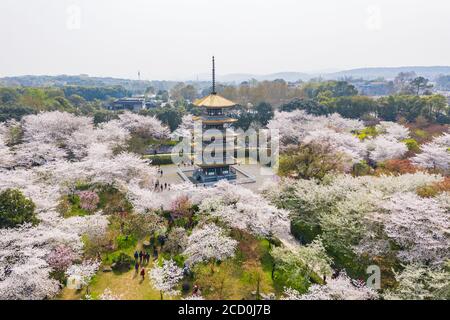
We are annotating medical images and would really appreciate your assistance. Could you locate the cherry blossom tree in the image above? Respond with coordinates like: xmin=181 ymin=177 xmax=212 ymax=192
xmin=183 ymin=223 xmax=237 ymax=266
xmin=12 ymin=142 xmax=67 ymax=167
xmin=0 ymin=131 xmax=13 ymax=169
xmin=380 ymin=192 xmax=449 ymax=265
xmin=263 ymin=173 xmax=445 ymax=264
xmin=268 ymin=110 xmax=364 ymax=148
xmin=125 ymin=182 xmax=166 ymax=213
xmin=0 ymin=222 xmax=78 ymax=300
xmin=0 ymin=111 xmax=172 ymax=300
xmin=303 ymin=129 xmax=366 ymax=164
xmin=149 ymin=259 xmax=183 ymax=300
xmin=96 ymin=121 xmax=130 ymax=148
xmin=190 ymin=181 xmax=295 ymax=248
xmin=433 ymin=132 xmax=450 ymax=147
xmin=376 ymin=121 xmax=410 ymax=141
xmin=284 ymin=272 xmax=378 ymax=300
xmin=113 ymin=111 xmax=169 ymax=139
xmin=383 ymin=263 xmax=450 ymax=300
xmin=412 ymin=142 xmax=450 ymax=171
xmin=65 ymin=259 xmax=100 ymax=290
xmin=0 ymin=207 xmax=107 ymax=300
xmin=77 ymin=191 xmax=100 ymax=213
xmin=171 ymin=114 xmax=194 ymax=139
xmin=21 ymin=111 xmax=92 ymax=145
xmin=366 ymin=136 xmax=408 ymax=163
xmin=65 ymin=120 xmax=129 ymax=160
xmin=0 ymin=260 xmax=60 ymax=300
xmin=46 ymin=244 xmax=79 ymax=272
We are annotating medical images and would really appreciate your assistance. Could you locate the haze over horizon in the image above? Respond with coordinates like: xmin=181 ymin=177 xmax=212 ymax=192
xmin=1 ymin=0 xmax=450 ymax=80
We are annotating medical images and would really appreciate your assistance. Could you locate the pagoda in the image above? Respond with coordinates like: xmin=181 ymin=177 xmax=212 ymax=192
xmin=192 ymin=57 xmax=238 ymax=184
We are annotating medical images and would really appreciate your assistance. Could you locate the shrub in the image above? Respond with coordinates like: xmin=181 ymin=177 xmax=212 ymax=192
xmin=417 ymin=177 xmax=450 ymax=198
xmin=416 ymin=185 xmax=440 ymax=198
xmin=290 ymin=220 xmax=321 ymax=244
xmin=403 ymin=138 xmax=420 ymax=153
xmin=0 ymin=189 xmax=37 ymax=228
xmin=172 ymin=254 xmax=186 ymax=268
xmin=413 ymin=129 xmax=428 ymax=139
xmin=110 ymin=252 xmax=134 ymax=272
xmin=357 ymin=126 xmax=378 ymax=140
xmin=352 ymin=160 xmax=372 ymax=176
xmin=271 ymin=253 xmax=311 ymax=293
xmin=147 ymin=154 xmax=173 ymax=165
xmin=170 ymin=195 xmax=194 ymax=228
xmin=97 ymin=185 xmax=133 ymax=215
xmin=182 ymin=282 xmax=191 ymax=293
xmin=116 ymin=212 xmax=163 ymax=239
xmin=77 ymin=191 xmax=100 ymax=213
xmin=376 ymin=159 xmax=417 ymax=176
xmin=163 ymin=227 xmax=188 ymax=255
xmin=116 ymin=235 xmax=137 ymax=250
xmin=57 ymin=194 xmax=90 ymax=218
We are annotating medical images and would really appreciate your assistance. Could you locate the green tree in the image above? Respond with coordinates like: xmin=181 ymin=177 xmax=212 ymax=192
xmin=278 ymin=143 xmax=346 ymax=180
xmin=154 ymin=106 xmax=184 ymax=131
xmin=0 ymin=105 xmax=35 ymax=122
xmin=171 ymin=83 xmax=198 ymax=102
xmin=410 ymin=77 xmax=432 ymax=95
xmin=232 ymin=105 xmax=255 ymax=131
xmin=280 ymin=98 xmax=329 ymax=115
xmin=255 ymin=102 xmax=274 ymax=126
xmin=331 ymin=96 xmax=377 ymax=119
xmin=0 ymin=189 xmax=38 ymax=228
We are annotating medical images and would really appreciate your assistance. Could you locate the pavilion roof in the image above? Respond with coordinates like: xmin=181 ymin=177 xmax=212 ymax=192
xmin=193 ymin=94 xmax=236 ymax=108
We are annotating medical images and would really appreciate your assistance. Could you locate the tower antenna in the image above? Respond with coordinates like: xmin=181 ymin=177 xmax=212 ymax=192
xmin=212 ymin=56 xmax=216 ymax=94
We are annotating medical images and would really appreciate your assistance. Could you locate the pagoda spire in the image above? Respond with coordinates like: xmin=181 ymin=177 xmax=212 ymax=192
xmin=212 ymin=56 xmax=216 ymax=95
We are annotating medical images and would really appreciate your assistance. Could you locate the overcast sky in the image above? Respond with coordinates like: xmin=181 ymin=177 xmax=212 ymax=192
xmin=1 ymin=0 xmax=450 ymax=80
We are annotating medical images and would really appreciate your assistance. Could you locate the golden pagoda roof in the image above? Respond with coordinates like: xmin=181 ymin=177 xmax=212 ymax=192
xmin=194 ymin=94 xmax=236 ymax=108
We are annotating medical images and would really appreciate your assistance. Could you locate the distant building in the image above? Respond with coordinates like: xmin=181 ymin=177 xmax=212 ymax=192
xmin=110 ymin=97 xmax=145 ymax=111
xmin=353 ymin=80 xmax=395 ymax=96
xmin=145 ymin=100 xmax=158 ymax=108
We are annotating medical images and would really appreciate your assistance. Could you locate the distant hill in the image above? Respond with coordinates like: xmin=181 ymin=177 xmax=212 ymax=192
xmin=2 ymin=66 xmax=450 ymax=89
xmin=0 ymin=75 xmax=178 ymax=93
xmin=323 ymin=66 xmax=450 ymax=81
xmin=196 ymin=72 xmax=310 ymax=83
xmin=195 ymin=66 xmax=450 ymax=83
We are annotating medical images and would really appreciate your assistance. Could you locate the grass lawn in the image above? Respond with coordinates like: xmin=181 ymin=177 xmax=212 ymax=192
xmin=58 ymin=266 xmax=163 ymax=300
xmin=58 ymin=241 xmax=165 ymax=300
xmin=57 ymin=232 xmax=280 ymax=300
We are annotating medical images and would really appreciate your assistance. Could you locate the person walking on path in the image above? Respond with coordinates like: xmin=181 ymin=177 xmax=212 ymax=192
xmin=140 ymin=268 xmax=145 ymax=280
xmin=134 ymin=251 xmax=139 ymax=262
xmin=139 ymin=251 xmax=143 ymax=264
xmin=134 ymin=262 xmax=139 ymax=275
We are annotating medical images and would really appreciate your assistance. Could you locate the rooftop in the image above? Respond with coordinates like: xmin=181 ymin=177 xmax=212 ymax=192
xmin=194 ymin=94 xmax=236 ymax=108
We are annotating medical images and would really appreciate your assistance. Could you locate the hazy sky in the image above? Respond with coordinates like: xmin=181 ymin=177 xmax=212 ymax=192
xmin=1 ymin=0 xmax=450 ymax=80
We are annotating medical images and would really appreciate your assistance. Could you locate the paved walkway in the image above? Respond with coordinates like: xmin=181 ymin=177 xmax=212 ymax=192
xmin=155 ymin=161 xmax=277 ymax=193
